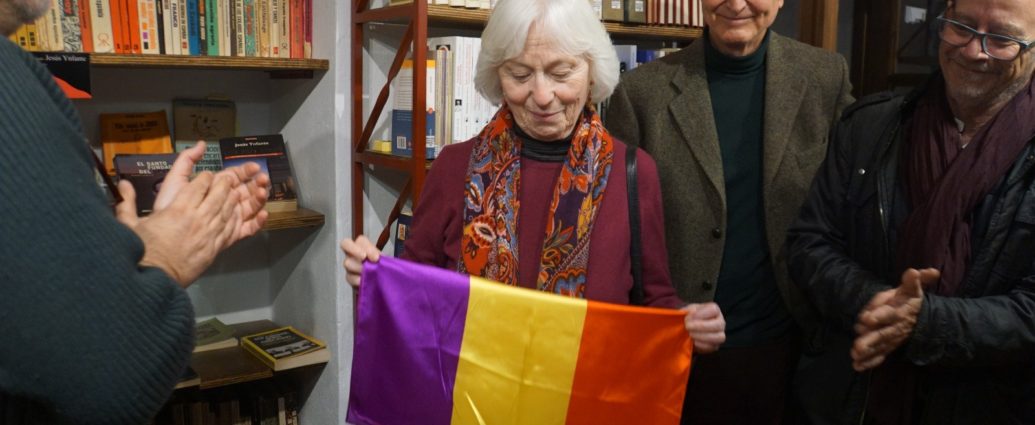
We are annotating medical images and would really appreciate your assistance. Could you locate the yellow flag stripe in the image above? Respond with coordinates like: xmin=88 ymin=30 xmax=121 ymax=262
xmin=451 ymin=276 xmax=588 ymax=425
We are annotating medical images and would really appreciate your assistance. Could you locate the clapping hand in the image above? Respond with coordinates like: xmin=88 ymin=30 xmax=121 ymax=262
xmin=115 ymin=142 xmax=270 ymax=287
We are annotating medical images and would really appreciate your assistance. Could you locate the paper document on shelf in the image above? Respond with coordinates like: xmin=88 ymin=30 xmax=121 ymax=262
xmin=904 ymin=6 xmax=926 ymax=24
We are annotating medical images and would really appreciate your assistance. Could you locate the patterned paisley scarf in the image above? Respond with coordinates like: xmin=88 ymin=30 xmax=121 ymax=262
xmin=457 ymin=104 xmax=614 ymax=298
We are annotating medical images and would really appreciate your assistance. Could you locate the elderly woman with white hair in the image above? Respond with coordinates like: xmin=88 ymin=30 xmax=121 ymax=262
xmin=341 ymin=0 xmax=725 ymax=353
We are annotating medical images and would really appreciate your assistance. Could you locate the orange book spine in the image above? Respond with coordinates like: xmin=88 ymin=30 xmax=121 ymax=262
xmin=77 ymin=0 xmax=93 ymax=52
xmin=126 ymin=0 xmax=140 ymax=52
xmin=109 ymin=0 xmax=124 ymax=52
xmin=288 ymin=0 xmax=301 ymax=59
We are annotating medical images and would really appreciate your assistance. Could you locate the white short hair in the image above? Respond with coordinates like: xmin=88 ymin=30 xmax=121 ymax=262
xmin=475 ymin=0 xmax=620 ymax=105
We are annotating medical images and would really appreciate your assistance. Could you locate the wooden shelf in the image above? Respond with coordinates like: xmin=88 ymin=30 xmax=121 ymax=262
xmin=88 ymin=53 xmax=329 ymax=71
xmin=424 ymin=5 xmax=702 ymax=41
xmin=354 ymin=151 xmax=433 ymax=171
xmin=357 ymin=5 xmax=701 ymax=41
xmin=263 ymin=208 xmax=325 ymax=231
xmin=176 ymin=321 xmax=329 ymax=391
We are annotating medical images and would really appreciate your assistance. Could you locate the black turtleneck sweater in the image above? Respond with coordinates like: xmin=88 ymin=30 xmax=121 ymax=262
xmin=514 ymin=124 xmax=573 ymax=162
xmin=705 ymin=30 xmax=791 ymax=348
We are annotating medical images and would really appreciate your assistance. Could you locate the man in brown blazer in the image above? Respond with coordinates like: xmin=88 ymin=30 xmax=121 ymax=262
xmin=605 ymin=0 xmax=854 ymax=423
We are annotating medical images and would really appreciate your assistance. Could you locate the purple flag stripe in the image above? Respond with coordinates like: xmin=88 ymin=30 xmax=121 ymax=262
xmin=348 ymin=257 xmax=471 ymax=425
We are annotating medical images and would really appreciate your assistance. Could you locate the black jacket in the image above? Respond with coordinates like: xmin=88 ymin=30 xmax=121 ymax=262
xmin=786 ymin=87 xmax=1035 ymax=425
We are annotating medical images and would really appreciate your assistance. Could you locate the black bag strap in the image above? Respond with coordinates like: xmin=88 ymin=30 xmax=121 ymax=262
xmin=626 ymin=143 xmax=644 ymax=305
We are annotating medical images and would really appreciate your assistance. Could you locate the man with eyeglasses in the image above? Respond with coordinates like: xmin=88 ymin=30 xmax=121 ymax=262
xmin=785 ymin=0 xmax=1035 ymax=423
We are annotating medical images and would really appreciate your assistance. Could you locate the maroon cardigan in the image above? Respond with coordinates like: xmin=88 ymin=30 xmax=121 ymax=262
xmin=402 ymin=138 xmax=684 ymax=309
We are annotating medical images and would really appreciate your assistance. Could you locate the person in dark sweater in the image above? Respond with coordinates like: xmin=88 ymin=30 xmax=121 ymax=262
xmin=0 ymin=1 xmax=270 ymax=423
xmin=342 ymin=0 xmax=726 ymax=356
xmin=604 ymin=0 xmax=855 ymax=423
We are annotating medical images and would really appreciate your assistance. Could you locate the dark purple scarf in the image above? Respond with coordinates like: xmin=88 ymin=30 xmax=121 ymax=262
xmin=898 ymin=74 xmax=1035 ymax=296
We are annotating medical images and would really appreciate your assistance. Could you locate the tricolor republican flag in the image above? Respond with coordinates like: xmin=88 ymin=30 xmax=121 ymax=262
xmin=348 ymin=257 xmax=692 ymax=425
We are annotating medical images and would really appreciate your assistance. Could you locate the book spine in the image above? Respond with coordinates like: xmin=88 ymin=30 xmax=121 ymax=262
xmin=186 ymin=0 xmax=199 ymax=54
xmin=177 ymin=0 xmax=188 ymax=53
xmin=219 ymin=0 xmax=230 ymax=55
xmin=13 ymin=26 xmax=28 ymax=48
xmin=275 ymin=0 xmax=288 ymax=57
xmin=196 ymin=0 xmax=207 ymax=55
xmin=257 ymin=0 xmax=268 ymax=57
xmin=61 ymin=0 xmax=83 ymax=52
xmin=89 ymin=0 xmax=112 ymax=52
xmin=25 ymin=22 xmax=40 ymax=50
xmin=78 ymin=0 xmax=94 ymax=51
xmin=47 ymin=2 xmax=65 ymax=51
xmin=205 ymin=0 xmax=218 ymax=54
xmin=33 ymin=16 xmax=48 ymax=51
xmin=267 ymin=0 xmax=278 ymax=57
xmin=243 ymin=0 xmax=255 ymax=56
xmin=109 ymin=0 xmax=123 ymax=52
xmin=126 ymin=0 xmax=140 ymax=52
xmin=302 ymin=0 xmax=309 ymax=58
xmin=140 ymin=0 xmax=159 ymax=53
xmin=233 ymin=0 xmax=244 ymax=56
xmin=155 ymin=0 xmax=165 ymax=53
xmin=288 ymin=0 xmax=301 ymax=58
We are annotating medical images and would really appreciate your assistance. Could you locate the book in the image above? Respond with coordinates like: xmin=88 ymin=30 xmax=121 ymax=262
xmin=393 ymin=207 xmax=412 ymax=257
xmin=194 ymin=317 xmax=238 ymax=353
xmin=391 ymin=59 xmax=437 ymax=158
xmin=240 ymin=326 xmax=328 ymax=371
xmin=190 ymin=344 xmax=272 ymax=389
xmin=99 ymin=110 xmax=173 ymax=176
xmin=31 ymin=52 xmax=92 ymax=99
xmin=172 ymin=98 xmax=236 ymax=172
xmin=219 ymin=134 xmax=297 ymax=212
xmin=113 ymin=152 xmax=178 ymax=215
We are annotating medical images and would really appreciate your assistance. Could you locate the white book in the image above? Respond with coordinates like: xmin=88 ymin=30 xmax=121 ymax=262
xmin=592 ymin=0 xmax=602 ymax=18
xmin=433 ymin=0 xmax=448 ymax=4
xmin=139 ymin=0 xmax=160 ymax=54
xmin=177 ymin=0 xmax=189 ymax=54
xmin=276 ymin=0 xmax=289 ymax=57
xmin=45 ymin=1 xmax=64 ymax=51
xmin=464 ymin=0 xmax=477 ymax=8
xmin=234 ymin=0 xmax=245 ymax=56
xmin=478 ymin=0 xmax=488 ymax=8
xmin=90 ymin=0 xmax=115 ymax=53
xmin=168 ymin=0 xmax=181 ymax=54
xmin=448 ymin=0 xmax=463 ymax=6
xmin=257 ymin=0 xmax=268 ymax=57
xmin=219 ymin=0 xmax=230 ymax=55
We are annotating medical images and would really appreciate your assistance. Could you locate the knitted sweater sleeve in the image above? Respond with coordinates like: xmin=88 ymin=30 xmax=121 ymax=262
xmin=0 ymin=39 xmax=194 ymax=424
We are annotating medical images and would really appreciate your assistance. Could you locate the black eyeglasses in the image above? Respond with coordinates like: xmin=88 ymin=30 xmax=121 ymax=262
xmin=936 ymin=14 xmax=1034 ymax=61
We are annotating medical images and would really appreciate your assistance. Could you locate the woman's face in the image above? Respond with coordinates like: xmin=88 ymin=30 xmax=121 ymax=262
xmin=498 ymin=27 xmax=591 ymax=141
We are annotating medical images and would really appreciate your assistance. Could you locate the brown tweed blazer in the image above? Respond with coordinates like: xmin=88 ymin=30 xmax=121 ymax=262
xmin=605 ymin=32 xmax=854 ymax=328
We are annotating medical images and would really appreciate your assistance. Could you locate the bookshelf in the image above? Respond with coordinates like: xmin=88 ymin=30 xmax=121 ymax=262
xmin=174 ymin=321 xmax=329 ymax=391
xmin=263 ymin=208 xmax=326 ymax=231
xmin=63 ymin=4 xmax=344 ymax=420
xmin=351 ymin=1 xmax=702 ymax=249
